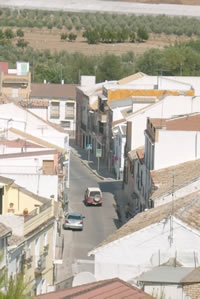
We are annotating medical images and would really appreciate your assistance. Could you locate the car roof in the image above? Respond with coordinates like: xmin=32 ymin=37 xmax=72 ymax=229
xmin=66 ymin=212 xmax=82 ymax=217
xmin=87 ymin=187 xmax=101 ymax=192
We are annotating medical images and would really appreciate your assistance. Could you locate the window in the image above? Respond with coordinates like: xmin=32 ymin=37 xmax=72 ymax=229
xmin=61 ymin=121 xmax=71 ymax=128
xmin=65 ymin=102 xmax=75 ymax=119
xmin=43 ymin=160 xmax=54 ymax=175
xmin=50 ymin=101 xmax=60 ymax=118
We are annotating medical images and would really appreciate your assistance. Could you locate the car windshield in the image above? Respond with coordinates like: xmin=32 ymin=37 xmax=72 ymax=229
xmin=67 ymin=215 xmax=82 ymax=220
xmin=90 ymin=191 xmax=101 ymax=197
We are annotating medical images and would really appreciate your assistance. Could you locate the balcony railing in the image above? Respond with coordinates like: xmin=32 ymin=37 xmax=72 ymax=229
xmin=24 ymin=201 xmax=54 ymax=236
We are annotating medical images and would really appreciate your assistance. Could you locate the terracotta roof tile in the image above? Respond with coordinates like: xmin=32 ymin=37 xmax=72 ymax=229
xmin=112 ymin=118 xmax=126 ymax=127
xmin=151 ymin=113 xmax=200 ymax=131
xmin=0 ymin=138 xmax=44 ymax=148
xmin=20 ymin=100 xmax=49 ymax=108
xmin=92 ymin=190 xmax=200 ymax=251
xmin=36 ymin=278 xmax=154 ymax=299
xmin=136 ymin=148 xmax=144 ymax=162
xmin=8 ymin=234 xmax=24 ymax=246
xmin=0 ymin=149 xmax=58 ymax=159
xmin=0 ymin=223 xmax=11 ymax=238
xmin=151 ymin=159 xmax=200 ymax=201
xmin=181 ymin=267 xmax=200 ymax=283
xmin=31 ymin=83 xmax=77 ymax=99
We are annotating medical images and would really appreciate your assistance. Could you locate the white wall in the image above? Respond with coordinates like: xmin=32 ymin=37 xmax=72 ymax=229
xmin=128 ymin=96 xmax=200 ymax=151
xmin=28 ymin=107 xmax=47 ymax=120
xmin=0 ymin=103 xmax=68 ymax=149
xmin=154 ymin=131 xmax=200 ymax=170
xmin=92 ymin=218 xmax=200 ymax=281
xmin=0 ymin=154 xmax=55 ymax=173
xmin=3 ymin=174 xmax=58 ymax=199
xmin=47 ymin=101 xmax=76 ymax=131
xmin=132 ymin=103 xmax=150 ymax=113
xmin=113 ymin=130 xmax=126 ymax=180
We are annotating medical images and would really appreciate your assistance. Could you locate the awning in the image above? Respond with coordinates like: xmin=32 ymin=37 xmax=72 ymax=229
xmin=66 ymin=100 xmax=75 ymax=103
xmin=51 ymin=100 xmax=60 ymax=103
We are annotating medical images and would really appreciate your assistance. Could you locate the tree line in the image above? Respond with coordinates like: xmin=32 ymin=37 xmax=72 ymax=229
xmin=0 ymin=39 xmax=200 ymax=83
xmin=1 ymin=8 xmax=200 ymax=38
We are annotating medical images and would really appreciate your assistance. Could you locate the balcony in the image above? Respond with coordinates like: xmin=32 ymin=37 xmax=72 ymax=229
xmin=24 ymin=200 xmax=54 ymax=236
xmin=35 ymin=255 xmax=46 ymax=276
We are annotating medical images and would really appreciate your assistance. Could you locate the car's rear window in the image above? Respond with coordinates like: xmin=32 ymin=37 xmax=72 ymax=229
xmin=90 ymin=191 xmax=101 ymax=197
xmin=67 ymin=215 xmax=82 ymax=220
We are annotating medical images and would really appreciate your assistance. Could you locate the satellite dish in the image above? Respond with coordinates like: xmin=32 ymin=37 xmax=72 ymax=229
xmin=72 ymin=272 xmax=96 ymax=287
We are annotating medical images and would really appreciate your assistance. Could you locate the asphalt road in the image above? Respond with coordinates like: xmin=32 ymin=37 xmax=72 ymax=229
xmin=1 ymin=0 xmax=200 ymax=18
xmin=56 ymin=149 xmax=118 ymax=282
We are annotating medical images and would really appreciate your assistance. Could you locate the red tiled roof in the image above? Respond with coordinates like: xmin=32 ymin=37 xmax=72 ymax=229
xmin=0 ymin=139 xmax=44 ymax=148
xmin=151 ymin=113 xmax=200 ymax=131
xmin=36 ymin=278 xmax=154 ymax=299
xmin=20 ymin=100 xmax=49 ymax=108
xmin=136 ymin=148 xmax=144 ymax=162
xmin=0 ymin=149 xmax=58 ymax=159
xmin=31 ymin=83 xmax=77 ymax=99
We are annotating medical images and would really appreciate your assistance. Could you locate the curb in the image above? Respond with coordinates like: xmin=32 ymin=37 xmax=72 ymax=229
xmin=80 ymin=159 xmax=105 ymax=180
xmin=71 ymin=148 xmax=115 ymax=181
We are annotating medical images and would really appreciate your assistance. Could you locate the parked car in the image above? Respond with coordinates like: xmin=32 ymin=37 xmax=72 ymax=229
xmin=84 ymin=187 xmax=103 ymax=206
xmin=63 ymin=212 xmax=85 ymax=230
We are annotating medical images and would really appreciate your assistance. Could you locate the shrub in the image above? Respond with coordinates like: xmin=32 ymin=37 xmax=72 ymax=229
xmin=4 ymin=28 xmax=15 ymax=39
xmin=68 ymin=33 xmax=77 ymax=41
xmin=16 ymin=39 xmax=28 ymax=49
xmin=16 ymin=29 xmax=24 ymax=37
xmin=61 ymin=33 xmax=68 ymax=40
xmin=137 ymin=27 xmax=149 ymax=42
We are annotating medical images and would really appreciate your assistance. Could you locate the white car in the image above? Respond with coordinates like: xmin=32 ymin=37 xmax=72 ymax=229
xmin=84 ymin=187 xmax=103 ymax=206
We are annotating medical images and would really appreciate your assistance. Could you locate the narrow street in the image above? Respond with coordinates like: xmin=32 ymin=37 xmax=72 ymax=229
xmin=56 ymin=144 xmax=122 ymax=285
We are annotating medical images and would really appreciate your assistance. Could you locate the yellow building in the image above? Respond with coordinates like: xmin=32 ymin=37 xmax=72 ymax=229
xmin=0 ymin=176 xmax=60 ymax=296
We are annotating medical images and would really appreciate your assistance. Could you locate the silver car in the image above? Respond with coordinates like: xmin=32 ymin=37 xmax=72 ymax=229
xmin=63 ymin=212 xmax=84 ymax=231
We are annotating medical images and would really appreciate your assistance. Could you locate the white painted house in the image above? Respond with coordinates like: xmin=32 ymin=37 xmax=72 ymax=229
xmin=0 ymin=150 xmax=59 ymax=200
xmin=112 ymin=123 xmax=127 ymax=180
xmin=30 ymin=83 xmax=77 ymax=136
xmin=88 ymin=191 xmax=200 ymax=283
xmin=0 ymin=102 xmax=69 ymax=150
xmin=126 ymin=95 xmax=200 ymax=152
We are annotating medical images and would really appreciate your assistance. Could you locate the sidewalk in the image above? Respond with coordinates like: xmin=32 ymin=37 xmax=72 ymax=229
xmin=69 ymin=139 xmax=129 ymax=226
